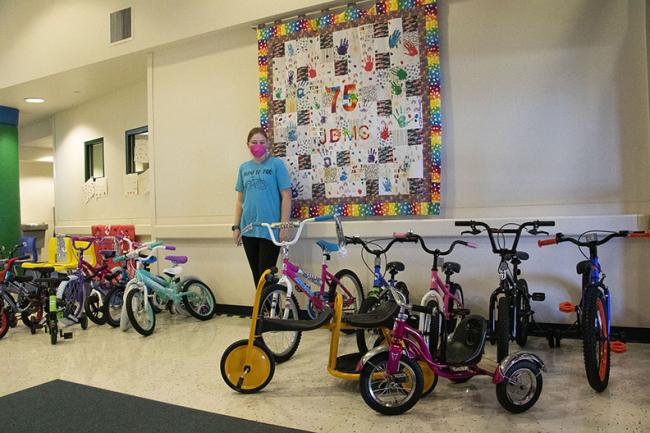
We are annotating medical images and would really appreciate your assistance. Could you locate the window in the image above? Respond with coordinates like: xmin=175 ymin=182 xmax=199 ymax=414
xmin=84 ymin=138 xmax=105 ymax=181
xmin=125 ymin=126 xmax=149 ymax=174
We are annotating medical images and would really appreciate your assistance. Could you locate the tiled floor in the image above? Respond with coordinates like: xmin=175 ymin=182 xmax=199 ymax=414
xmin=1 ymin=313 xmax=648 ymax=433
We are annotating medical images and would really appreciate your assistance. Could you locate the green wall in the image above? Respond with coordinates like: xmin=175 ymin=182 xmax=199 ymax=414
xmin=0 ymin=123 xmax=21 ymax=251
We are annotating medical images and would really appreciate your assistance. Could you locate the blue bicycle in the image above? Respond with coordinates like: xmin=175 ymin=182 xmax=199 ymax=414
xmin=539 ymin=229 xmax=649 ymax=391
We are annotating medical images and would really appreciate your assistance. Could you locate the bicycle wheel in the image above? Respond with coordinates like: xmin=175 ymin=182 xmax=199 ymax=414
xmin=327 ymin=269 xmax=364 ymax=315
xmin=181 ymin=279 xmax=216 ymax=320
xmin=49 ymin=318 xmax=58 ymax=345
xmin=103 ymin=285 xmax=125 ymax=328
xmin=85 ymin=290 xmax=107 ymax=326
xmin=220 ymin=339 xmax=276 ymax=394
xmin=515 ymin=280 xmax=530 ymax=347
xmin=496 ymin=359 xmax=543 ymax=413
xmin=0 ymin=304 xmax=8 ymax=339
xmin=355 ymin=296 xmax=383 ymax=354
xmin=359 ymin=351 xmax=424 ymax=415
xmin=258 ymin=284 xmax=301 ymax=363
xmin=125 ymin=288 xmax=156 ymax=336
xmin=496 ymin=297 xmax=510 ymax=362
xmin=446 ymin=283 xmax=464 ymax=334
xmin=582 ymin=286 xmax=610 ymax=392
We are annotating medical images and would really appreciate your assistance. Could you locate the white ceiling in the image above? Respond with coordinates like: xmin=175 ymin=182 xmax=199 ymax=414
xmin=0 ymin=51 xmax=147 ymax=127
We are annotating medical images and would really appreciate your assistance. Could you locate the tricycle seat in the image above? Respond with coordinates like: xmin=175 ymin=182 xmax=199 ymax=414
xmin=446 ymin=315 xmax=487 ymax=366
xmin=259 ymin=306 xmax=332 ymax=333
xmin=342 ymin=301 xmax=398 ymax=329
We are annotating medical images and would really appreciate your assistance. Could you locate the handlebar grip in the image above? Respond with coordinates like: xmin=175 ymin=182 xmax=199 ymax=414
xmin=150 ymin=241 xmax=164 ymax=248
xmin=464 ymin=242 xmax=478 ymax=249
xmin=537 ymin=238 xmax=557 ymax=247
xmin=393 ymin=232 xmax=408 ymax=239
xmin=454 ymin=221 xmax=472 ymax=227
xmin=536 ymin=221 xmax=556 ymax=227
xmin=628 ymin=230 xmax=650 ymax=238
xmin=314 ymin=215 xmax=334 ymax=222
xmin=165 ymin=246 xmax=176 ymax=250
xmin=411 ymin=304 xmax=434 ymax=314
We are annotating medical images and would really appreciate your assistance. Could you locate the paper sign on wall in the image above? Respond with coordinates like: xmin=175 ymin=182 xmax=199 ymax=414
xmin=124 ymin=173 xmax=138 ymax=197
xmin=138 ymin=169 xmax=150 ymax=195
xmin=134 ymin=141 xmax=149 ymax=164
xmin=83 ymin=178 xmax=95 ymax=203
xmin=94 ymin=177 xmax=108 ymax=199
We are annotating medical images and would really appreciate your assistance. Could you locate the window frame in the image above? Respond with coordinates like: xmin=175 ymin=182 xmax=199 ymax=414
xmin=125 ymin=126 xmax=149 ymax=174
xmin=84 ymin=137 xmax=105 ymax=181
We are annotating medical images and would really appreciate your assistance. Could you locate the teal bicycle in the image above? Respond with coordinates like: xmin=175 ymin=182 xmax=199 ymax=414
xmin=119 ymin=241 xmax=217 ymax=336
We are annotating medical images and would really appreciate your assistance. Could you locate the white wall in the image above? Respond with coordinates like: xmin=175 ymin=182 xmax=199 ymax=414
xmin=147 ymin=0 xmax=650 ymax=327
xmin=53 ymin=80 xmax=150 ymax=233
xmin=19 ymin=158 xmax=55 ymax=256
xmin=0 ymin=0 xmax=346 ymax=89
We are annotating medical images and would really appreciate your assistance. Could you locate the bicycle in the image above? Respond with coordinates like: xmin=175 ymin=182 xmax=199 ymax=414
xmin=538 ymin=229 xmax=650 ymax=391
xmin=102 ymin=236 xmax=138 ymax=328
xmin=241 ymin=214 xmax=363 ymax=363
xmin=456 ymin=219 xmax=555 ymax=361
xmin=0 ymin=251 xmax=39 ymax=338
xmin=120 ymin=240 xmax=217 ymax=336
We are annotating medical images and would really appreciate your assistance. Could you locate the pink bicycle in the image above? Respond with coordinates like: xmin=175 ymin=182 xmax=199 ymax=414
xmin=241 ymin=215 xmax=363 ymax=363
xmin=358 ymin=285 xmax=545 ymax=415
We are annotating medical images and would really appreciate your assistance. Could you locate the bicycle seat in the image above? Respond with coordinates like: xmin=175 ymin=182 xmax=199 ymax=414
xmin=576 ymin=260 xmax=591 ymax=275
xmin=259 ymin=306 xmax=332 ymax=333
xmin=387 ymin=261 xmax=405 ymax=273
xmin=12 ymin=275 xmax=33 ymax=283
xmin=443 ymin=261 xmax=461 ymax=275
xmin=316 ymin=240 xmax=339 ymax=253
xmin=342 ymin=301 xmax=398 ymax=329
xmin=100 ymin=250 xmax=116 ymax=259
xmin=446 ymin=315 xmax=487 ymax=366
xmin=165 ymin=255 xmax=188 ymax=265
xmin=505 ymin=251 xmax=529 ymax=262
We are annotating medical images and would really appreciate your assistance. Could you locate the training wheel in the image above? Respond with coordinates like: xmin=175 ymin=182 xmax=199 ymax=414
xmin=220 ymin=339 xmax=275 ymax=394
xmin=611 ymin=341 xmax=627 ymax=354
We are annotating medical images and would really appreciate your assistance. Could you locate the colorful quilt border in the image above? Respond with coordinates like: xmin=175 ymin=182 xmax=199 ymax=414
xmin=257 ymin=0 xmax=441 ymax=217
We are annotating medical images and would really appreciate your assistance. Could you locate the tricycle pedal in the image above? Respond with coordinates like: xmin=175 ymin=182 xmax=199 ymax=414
xmin=531 ymin=292 xmax=545 ymax=301
xmin=62 ymin=332 xmax=73 ymax=339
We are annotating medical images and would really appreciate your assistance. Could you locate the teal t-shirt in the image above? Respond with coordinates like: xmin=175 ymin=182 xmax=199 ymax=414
xmin=235 ymin=157 xmax=292 ymax=241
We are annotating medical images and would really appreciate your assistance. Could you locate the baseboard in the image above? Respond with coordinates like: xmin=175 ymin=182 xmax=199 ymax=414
xmin=215 ymin=304 xmax=650 ymax=344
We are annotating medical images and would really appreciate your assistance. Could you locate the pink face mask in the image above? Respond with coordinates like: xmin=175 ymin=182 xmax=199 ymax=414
xmin=250 ymin=143 xmax=267 ymax=158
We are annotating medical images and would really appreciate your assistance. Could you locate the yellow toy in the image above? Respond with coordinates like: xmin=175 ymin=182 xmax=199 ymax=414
xmin=22 ymin=236 xmax=96 ymax=273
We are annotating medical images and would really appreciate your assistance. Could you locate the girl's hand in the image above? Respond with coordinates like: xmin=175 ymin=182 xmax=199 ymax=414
xmin=279 ymin=228 xmax=289 ymax=242
xmin=233 ymin=229 xmax=242 ymax=246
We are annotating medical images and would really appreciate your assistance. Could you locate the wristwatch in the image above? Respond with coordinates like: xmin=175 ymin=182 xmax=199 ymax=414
xmin=231 ymin=225 xmax=240 ymax=231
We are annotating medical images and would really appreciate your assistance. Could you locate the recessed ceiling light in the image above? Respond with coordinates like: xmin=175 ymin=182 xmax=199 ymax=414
xmin=24 ymin=97 xmax=45 ymax=104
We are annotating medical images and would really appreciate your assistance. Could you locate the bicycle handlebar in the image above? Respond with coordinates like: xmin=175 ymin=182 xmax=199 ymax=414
xmin=538 ymin=230 xmax=648 ymax=249
xmin=115 ymin=240 xmax=165 ymax=261
xmin=345 ymin=235 xmax=411 ymax=256
xmin=455 ymin=220 xmax=555 ymax=254
xmin=394 ymin=231 xmax=478 ymax=256
xmin=242 ymin=215 xmax=343 ymax=248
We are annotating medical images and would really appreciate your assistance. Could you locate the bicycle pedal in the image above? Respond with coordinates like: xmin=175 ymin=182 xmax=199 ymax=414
xmin=559 ymin=302 xmax=576 ymax=313
xmin=531 ymin=292 xmax=545 ymax=301
xmin=63 ymin=332 xmax=73 ymax=339
xmin=611 ymin=341 xmax=627 ymax=354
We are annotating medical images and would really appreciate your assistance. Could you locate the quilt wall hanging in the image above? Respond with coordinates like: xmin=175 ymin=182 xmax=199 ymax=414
xmin=257 ymin=0 xmax=441 ymax=218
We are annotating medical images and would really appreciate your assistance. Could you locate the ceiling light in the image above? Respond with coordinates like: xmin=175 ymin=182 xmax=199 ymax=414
xmin=24 ymin=97 xmax=45 ymax=104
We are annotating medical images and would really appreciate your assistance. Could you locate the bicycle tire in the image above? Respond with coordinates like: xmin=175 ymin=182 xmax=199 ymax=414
xmin=359 ymin=351 xmax=423 ymax=415
xmin=582 ymin=285 xmax=610 ymax=392
xmin=85 ymin=290 xmax=106 ymax=326
xmin=515 ymin=280 xmax=530 ymax=347
xmin=103 ymin=285 xmax=125 ymax=328
xmin=181 ymin=279 xmax=216 ymax=320
xmin=0 ymin=305 xmax=8 ymax=339
xmin=220 ymin=339 xmax=276 ymax=394
xmin=496 ymin=296 xmax=510 ymax=362
xmin=258 ymin=284 xmax=301 ymax=363
xmin=496 ymin=359 xmax=543 ymax=413
xmin=125 ymin=288 xmax=156 ymax=336
xmin=327 ymin=269 xmax=364 ymax=314
xmin=446 ymin=283 xmax=464 ymax=333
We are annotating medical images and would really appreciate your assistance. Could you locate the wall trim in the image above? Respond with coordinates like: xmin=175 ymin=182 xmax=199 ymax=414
xmin=156 ymin=214 xmax=648 ymax=240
